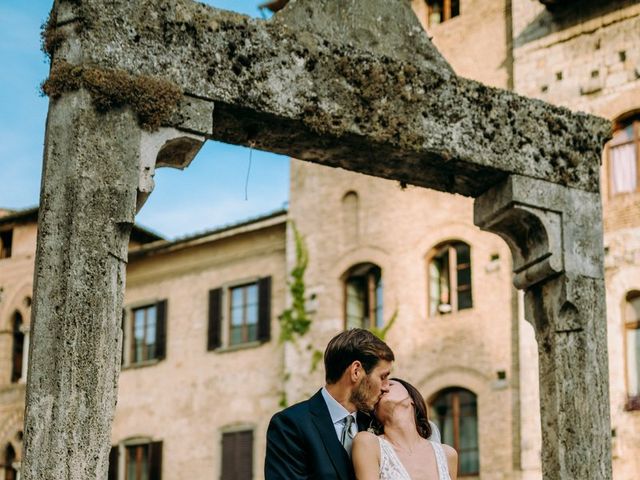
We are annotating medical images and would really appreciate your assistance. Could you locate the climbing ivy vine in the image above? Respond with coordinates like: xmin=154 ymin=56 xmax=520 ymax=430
xmin=279 ymin=223 xmax=312 ymax=343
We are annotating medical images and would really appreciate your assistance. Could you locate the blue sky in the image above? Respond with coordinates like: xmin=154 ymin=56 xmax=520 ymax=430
xmin=0 ymin=0 xmax=289 ymax=239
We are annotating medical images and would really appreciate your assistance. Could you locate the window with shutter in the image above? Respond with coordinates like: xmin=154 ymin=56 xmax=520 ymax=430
xmin=127 ymin=301 xmax=167 ymax=365
xmin=428 ymin=241 xmax=473 ymax=316
xmin=426 ymin=0 xmax=460 ymax=26
xmin=221 ymin=430 xmax=253 ymax=480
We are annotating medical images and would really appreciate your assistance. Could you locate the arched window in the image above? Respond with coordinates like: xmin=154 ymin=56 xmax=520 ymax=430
xmin=426 ymin=0 xmax=460 ymax=26
xmin=430 ymin=388 xmax=479 ymax=476
xmin=344 ymin=263 xmax=383 ymax=330
xmin=11 ymin=312 xmax=24 ymax=383
xmin=608 ymin=114 xmax=640 ymax=196
xmin=3 ymin=444 xmax=17 ymax=480
xmin=428 ymin=241 xmax=472 ymax=316
xmin=625 ymin=291 xmax=640 ymax=410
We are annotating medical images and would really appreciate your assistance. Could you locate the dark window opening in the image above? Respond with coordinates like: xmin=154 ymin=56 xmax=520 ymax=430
xmin=11 ymin=312 xmax=24 ymax=383
xmin=3 ymin=444 xmax=17 ymax=480
xmin=0 ymin=230 xmax=13 ymax=259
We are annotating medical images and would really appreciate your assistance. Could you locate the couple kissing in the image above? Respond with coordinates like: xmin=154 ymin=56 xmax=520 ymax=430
xmin=265 ymin=328 xmax=457 ymax=480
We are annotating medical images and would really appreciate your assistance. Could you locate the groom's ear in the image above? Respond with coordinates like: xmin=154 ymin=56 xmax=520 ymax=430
xmin=350 ymin=360 xmax=363 ymax=382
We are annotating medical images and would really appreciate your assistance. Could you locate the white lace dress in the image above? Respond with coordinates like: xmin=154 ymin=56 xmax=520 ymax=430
xmin=378 ymin=437 xmax=451 ymax=480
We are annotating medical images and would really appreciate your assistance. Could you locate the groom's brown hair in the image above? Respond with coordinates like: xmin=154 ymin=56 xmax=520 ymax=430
xmin=324 ymin=328 xmax=394 ymax=384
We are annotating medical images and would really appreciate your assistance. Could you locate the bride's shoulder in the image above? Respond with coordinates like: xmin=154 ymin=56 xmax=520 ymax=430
xmin=440 ymin=443 xmax=458 ymax=461
xmin=354 ymin=430 xmax=379 ymax=446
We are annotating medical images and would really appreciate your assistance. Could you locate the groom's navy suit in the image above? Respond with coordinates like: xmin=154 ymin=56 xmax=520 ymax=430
xmin=265 ymin=389 xmax=370 ymax=480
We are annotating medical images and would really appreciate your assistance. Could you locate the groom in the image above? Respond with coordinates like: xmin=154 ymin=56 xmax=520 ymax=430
xmin=265 ymin=328 xmax=395 ymax=480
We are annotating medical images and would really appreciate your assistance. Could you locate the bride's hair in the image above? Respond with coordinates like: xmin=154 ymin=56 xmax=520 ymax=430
xmin=371 ymin=377 xmax=433 ymax=439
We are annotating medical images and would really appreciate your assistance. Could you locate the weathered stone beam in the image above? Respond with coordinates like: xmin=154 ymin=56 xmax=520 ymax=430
xmin=49 ymin=0 xmax=610 ymax=197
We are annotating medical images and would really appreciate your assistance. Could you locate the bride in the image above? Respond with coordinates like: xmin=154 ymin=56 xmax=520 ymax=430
xmin=352 ymin=378 xmax=458 ymax=480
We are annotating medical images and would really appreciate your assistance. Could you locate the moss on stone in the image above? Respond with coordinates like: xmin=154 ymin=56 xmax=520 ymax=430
xmin=42 ymin=61 xmax=183 ymax=131
xmin=41 ymin=9 xmax=65 ymax=59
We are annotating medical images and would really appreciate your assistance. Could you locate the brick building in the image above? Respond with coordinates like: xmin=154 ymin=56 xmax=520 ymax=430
xmin=0 ymin=0 xmax=638 ymax=479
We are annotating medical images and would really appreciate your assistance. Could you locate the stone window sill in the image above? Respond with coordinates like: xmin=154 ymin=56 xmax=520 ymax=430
xmin=215 ymin=341 xmax=264 ymax=354
xmin=122 ymin=358 xmax=161 ymax=370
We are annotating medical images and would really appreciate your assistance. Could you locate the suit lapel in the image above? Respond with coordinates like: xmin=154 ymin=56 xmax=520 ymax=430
xmin=309 ymin=390 xmax=352 ymax=480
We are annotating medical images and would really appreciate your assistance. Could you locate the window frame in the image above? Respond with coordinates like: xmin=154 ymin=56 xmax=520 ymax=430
xmin=342 ymin=263 xmax=383 ymax=330
xmin=430 ymin=387 xmax=479 ymax=477
xmin=130 ymin=304 xmax=157 ymax=364
xmin=623 ymin=291 xmax=640 ymax=411
xmin=208 ymin=276 xmax=272 ymax=352
xmin=426 ymin=0 xmax=460 ymax=27
xmin=227 ymin=281 xmax=260 ymax=347
xmin=122 ymin=299 xmax=166 ymax=368
xmin=427 ymin=240 xmax=473 ymax=317
xmin=606 ymin=117 xmax=640 ymax=198
xmin=109 ymin=438 xmax=163 ymax=480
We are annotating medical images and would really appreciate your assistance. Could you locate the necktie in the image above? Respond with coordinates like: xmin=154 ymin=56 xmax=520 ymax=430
xmin=341 ymin=415 xmax=355 ymax=456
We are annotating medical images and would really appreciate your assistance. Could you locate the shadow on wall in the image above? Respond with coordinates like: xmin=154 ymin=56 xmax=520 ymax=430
xmin=515 ymin=0 xmax=638 ymax=48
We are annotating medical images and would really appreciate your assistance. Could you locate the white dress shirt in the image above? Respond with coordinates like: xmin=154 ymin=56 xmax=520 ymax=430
xmin=321 ymin=387 xmax=358 ymax=440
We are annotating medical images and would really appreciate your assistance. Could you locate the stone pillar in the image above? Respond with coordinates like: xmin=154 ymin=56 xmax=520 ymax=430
xmin=21 ymin=90 xmax=143 ymax=480
xmin=474 ymin=175 xmax=612 ymax=480
xmin=21 ymin=85 xmax=207 ymax=479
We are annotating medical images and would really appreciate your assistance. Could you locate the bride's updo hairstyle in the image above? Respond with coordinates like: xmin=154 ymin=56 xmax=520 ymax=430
xmin=392 ymin=378 xmax=432 ymax=440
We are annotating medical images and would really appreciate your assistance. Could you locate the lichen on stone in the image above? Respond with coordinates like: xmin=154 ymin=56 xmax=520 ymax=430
xmin=42 ymin=61 xmax=183 ymax=131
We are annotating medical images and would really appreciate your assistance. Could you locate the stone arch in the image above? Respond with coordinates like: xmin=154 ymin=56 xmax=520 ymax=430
xmin=417 ymin=366 xmax=492 ymax=476
xmin=417 ymin=365 xmax=491 ymax=400
xmin=332 ymin=246 xmax=394 ymax=329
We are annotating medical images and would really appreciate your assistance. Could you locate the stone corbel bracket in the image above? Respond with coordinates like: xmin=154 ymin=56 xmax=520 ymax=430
xmin=137 ymin=96 xmax=214 ymax=212
xmin=474 ymin=174 xmax=604 ymax=290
